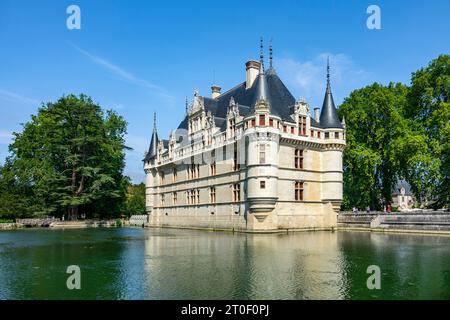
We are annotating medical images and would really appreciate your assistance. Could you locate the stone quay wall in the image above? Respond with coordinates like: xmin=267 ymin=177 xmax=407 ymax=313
xmin=338 ymin=211 xmax=450 ymax=234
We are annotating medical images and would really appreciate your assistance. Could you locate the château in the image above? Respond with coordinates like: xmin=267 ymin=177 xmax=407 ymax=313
xmin=144 ymin=40 xmax=346 ymax=232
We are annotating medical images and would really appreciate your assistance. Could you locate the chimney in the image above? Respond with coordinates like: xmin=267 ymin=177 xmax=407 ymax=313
xmin=245 ymin=60 xmax=260 ymax=89
xmin=314 ymin=108 xmax=320 ymax=122
xmin=211 ymin=85 xmax=221 ymax=99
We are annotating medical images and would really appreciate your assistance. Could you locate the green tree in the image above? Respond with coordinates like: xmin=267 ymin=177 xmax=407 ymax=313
xmin=405 ymin=55 xmax=449 ymax=208
xmin=0 ymin=94 xmax=128 ymax=219
xmin=122 ymin=180 xmax=146 ymax=217
xmin=338 ymin=83 xmax=412 ymax=210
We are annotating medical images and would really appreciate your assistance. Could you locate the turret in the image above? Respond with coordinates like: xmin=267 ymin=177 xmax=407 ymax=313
xmin=144 ymin=113 xmax=159 ymax=214
xmin=319 ymin=60 xmax=345 ymax=213
xmin=319 ymin=58 xmax=343 ymax=129
xmin=245 ymin=37 xmax=280 ymax=229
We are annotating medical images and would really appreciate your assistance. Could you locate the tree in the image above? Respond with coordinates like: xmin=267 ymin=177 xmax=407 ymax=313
xmin=0 ymin=94 xmax=128 ymax=219
xmin=405 ymin=55 xmax=449 ymax=208
xmin=122 ymin=180 xmax=146 ymax=217
xmin=338 ymin=83 xmax=412 ymax=210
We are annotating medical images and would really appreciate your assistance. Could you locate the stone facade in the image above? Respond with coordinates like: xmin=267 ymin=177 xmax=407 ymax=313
xmin=144 ymin=44 xmax=345 ymax=232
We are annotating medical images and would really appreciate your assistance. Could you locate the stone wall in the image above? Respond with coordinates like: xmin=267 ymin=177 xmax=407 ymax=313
xmin=0 ymin=223 xmax=19 ymax=230
xmin=338 ymin=211 xmax=450 ymax=234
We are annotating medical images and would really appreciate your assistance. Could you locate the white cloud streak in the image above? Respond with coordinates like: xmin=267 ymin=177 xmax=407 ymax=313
xmin=0 ymin=89 xmax=39 ymax=106
xmin=70 ymin=43 xmax=175 ymax=101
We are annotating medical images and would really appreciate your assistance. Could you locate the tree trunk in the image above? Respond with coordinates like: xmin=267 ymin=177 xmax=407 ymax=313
xmin=69 ymin=205 xmax=78 ymax=221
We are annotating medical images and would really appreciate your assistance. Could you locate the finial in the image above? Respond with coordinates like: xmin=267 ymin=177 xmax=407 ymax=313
xmin=185 ymin=96 xmax=188 ymax=114
xmin=153 ymin=112 xmax=157 ymax=132
xmin=229 ymin=96 xmax=235 ymax=107
xmin=259 ymin=37 xmax=264 ymax=73
xmin=269 ymin=38 xmax=273 ymax=69
xmin=327 ymin=56 xmax=330 ymax=84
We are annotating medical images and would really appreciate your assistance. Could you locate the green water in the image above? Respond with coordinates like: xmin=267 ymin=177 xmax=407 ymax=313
xmin=0 ymin=227 xmax=449 ymax=300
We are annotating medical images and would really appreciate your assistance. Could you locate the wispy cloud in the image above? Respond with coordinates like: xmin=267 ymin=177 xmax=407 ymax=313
xmin=277 ymin=53 xmax=370 ymax=107
xmin=70 ymin=43 xmax=175 ymax=101
xmin=0 ymin=89 xmax=39 ymax=106
xmin=0 ymin=130 xmax=13 ymax=145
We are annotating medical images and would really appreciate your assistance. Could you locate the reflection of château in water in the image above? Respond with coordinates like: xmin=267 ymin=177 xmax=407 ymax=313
xmin=143 ymin=40 xmax=346 ymax=232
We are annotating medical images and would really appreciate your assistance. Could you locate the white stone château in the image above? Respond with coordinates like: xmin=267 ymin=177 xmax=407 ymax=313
xmin=144 ymin=41 xmax=346 ymax=232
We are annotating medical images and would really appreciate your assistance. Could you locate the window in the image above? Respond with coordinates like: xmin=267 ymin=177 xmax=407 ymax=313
xmin=160 ymin=171 xmax=165 ymax=184
xmin=260 ymin=181 xmax=266 ymax=189
xmin=173 ymin=192 xmax=177 ymax=205
xmin=325 ymin=132 xmax=330 ymax=139
xmin=233 ymin=143 xmax=240 ymax=171
xmin=189 ymin=164 xmax=195 ymax=179
xmin=229 ymin=119 xmax=236 ymax=132
xmin=259 ymin=144 xmax=266 ymax=164
xmin=318 ymin=131 xmax=321 ymax=138
xmin=291 ymin=127 xmax=295 ymax=134
xmin=295 ymin=181 xmax=304 ymax=201
xmin=233 ymin=183 xmax=241 ymax=202
xmin=299 ymin=116 xmax=307 ymax=135
xmin=295 ymin=149 xmax=304 ymax=169
xmin=269 ymin=119 xmax=274 ymax=127
xmin=196 ymin=189 xmax=200 ymax=204
xmin=210 ymin=161 xmax=216 ymax=175
xmin=173 ymin=167 xmax=177 ymax=182
xmin=161 ymin=194 xmax=165 ymax=206
xmin=190 ymin=189 xmax=196 ymax=204
xmin=335 ymin=132 xmax=339 ymax=139
xmin=189 ymin=163 xmax=200 ymax=179
xmin=310 ymin=130 xmax=314 ymax=137
xmin=259 ymin=115 xmax=265 ymax=126
xmin=283 ymin=125 xmax=287 ymax=133
xmin=210 ymin=187 xmax=216 ymax=203
xmin=251 ymin=119 xmax=256 ymax=127
xmin=186 ymin=190 xmax=191 ymax=204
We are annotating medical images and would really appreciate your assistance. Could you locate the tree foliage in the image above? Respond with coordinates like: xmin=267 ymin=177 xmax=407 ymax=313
xmin=122 ymin=180 xmax=146 ymax=217
xmin=339 ymin=55 xmax=449 ymax=210
xmin=405 ymin=55 xmax=449 ymax=208
xmin=0 ymin=94 xmax=128 ymax=219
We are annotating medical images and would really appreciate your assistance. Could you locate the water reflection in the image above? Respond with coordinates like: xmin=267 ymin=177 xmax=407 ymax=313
xmin=0 ymin=228 xmax=449 ymax=299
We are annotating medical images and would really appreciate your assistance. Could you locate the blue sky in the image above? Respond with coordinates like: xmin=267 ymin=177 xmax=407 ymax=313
xmin=1 ymin=0 xmax=449 ymax=182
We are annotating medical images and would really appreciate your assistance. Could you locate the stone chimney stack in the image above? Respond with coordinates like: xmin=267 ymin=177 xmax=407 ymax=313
xmin=245 ymin=60 xmax=260 ymax=89
xmin=211 ymin=85 xmax=221 ymax=99
xmin=314 ymin=107 xmax=320 ymax=122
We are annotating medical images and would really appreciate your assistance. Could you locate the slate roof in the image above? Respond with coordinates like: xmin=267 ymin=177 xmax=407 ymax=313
xmin=178 ymin=67 xmax=300 ymax=131
xmin=393 ymin=180 xmax=413 ymax=196
xmin=177 ymin=66 xmax=342 ymax=132
xmin=144 ymin=128 xmax=158 ymax=162
xmin=319 ymin=78 xmax=343 ymax=129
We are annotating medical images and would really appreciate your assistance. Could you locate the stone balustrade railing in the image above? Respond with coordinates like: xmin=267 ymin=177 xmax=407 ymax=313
xmin=129 ymin=215 xmax=149 ymax=226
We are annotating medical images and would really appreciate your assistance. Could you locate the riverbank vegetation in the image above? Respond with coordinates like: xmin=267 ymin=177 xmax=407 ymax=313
xmin=339 ymin=55 xmax=449 ymax=210
xmin=0 ymin=94 xmax=143 ymax=220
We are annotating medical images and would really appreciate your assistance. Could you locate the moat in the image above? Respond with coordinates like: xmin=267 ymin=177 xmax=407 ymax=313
xmin=1 ymin=227 xmax=449 ymax=299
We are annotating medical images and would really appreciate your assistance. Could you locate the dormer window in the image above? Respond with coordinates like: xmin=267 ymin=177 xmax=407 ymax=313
xmin=298 ymin=116 xmax=307 ymax=136
xmin=259 ymin=115 xmax=265 ymax=126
